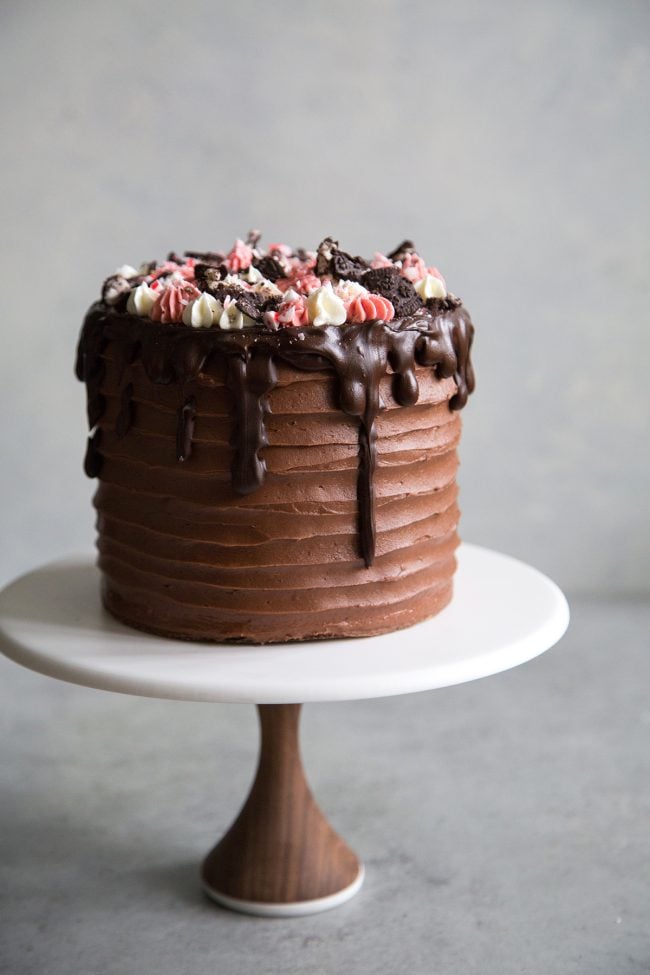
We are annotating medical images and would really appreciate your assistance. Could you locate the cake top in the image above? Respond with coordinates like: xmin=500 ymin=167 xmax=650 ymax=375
xmin=99 ymin=232 xmax=462 ymax=330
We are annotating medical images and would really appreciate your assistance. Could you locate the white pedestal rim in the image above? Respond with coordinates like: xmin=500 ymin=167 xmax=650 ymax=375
xmin=201 ymin=864 xmax=365 ymax=917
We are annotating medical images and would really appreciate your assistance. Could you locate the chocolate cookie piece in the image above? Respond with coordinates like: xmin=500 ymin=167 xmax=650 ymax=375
xmin=361 ymin=267 xmax=423 ymax=316
xmin=101 ymin=275 xmax=132 ymax=310
xmin=315 ymin=236 xmax=369 ymax=281
xmin=426 ymin=294 xmax=463 ymax=315
xmin=213 ymin=283 xmax=264 ymax=322
xmin=386 ymin=240 xmax=417 ymax=262
xmin=194 ymin=263 xmax=226 ymax=292
xmin=330 ymin=249 xmax=369 ymax=282
xmin=252 ymin=255 xmax=285 ymax=282
xmin=315 ymin=237 xmax=338 ymax=276
xmin=260 ymin=292 xmax=282 ymax=313
xmin=253 ymin=282 xmax=282 ymax=309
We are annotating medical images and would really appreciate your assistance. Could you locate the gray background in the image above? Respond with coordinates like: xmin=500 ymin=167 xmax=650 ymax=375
xmin=0 ymin=0 xmax=648 ymax=594
xmin=1 ymin=3 xmax=649 ymax=975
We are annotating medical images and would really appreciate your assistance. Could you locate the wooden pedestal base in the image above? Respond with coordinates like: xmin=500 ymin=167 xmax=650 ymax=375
xmin=201 ymin=704 xmax=363 ymax=916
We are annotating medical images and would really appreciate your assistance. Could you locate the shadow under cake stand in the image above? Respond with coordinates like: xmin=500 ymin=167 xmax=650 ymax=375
xmin=0 ymin=544 xmax=569 ymax=917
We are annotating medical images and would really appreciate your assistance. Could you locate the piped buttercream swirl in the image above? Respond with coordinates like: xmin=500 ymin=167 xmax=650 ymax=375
xmin=307 ymin=282 xmax=347 ymax=326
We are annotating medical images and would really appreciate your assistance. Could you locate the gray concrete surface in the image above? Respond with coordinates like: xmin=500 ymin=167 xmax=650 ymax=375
xmin=1 ymin=597 xmax=648 ymax=975
xmin=1 ymin=0 xmax=649 ymax=595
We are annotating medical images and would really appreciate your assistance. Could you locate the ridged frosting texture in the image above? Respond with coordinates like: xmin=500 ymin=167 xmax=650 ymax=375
xmin=94 ymin=356 xmax=462 ymax=643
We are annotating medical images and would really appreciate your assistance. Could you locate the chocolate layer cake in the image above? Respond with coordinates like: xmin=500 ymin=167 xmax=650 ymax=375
xmin=76 ymin=234 xmax=475 ymax=643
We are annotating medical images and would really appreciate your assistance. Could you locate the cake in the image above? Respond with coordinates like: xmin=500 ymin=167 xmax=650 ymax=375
xmin=76 ymin=234 xmax=475 ymax=643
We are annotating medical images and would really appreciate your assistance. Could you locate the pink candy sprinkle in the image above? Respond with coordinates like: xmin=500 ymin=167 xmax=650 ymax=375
xmin=400 ymin=253 xmax=428 ymax=283
xmin=267 ymin=242 xmax=292 ymax=257
xmin=150 ymin=282 xmax=200 ymax=323
xmin=149 ymin=262 xmax=176 ymax=281
xmin=371 ymin=252 xmax=393 ymax=269
xmin=263 ymin=310 xmax=280 ymax=330
xmin=275 ymin=268 xmax=323 ymax=295
xmin=347 ymin=294 xmax=395 ymax=324
xmin=277 ymin=260 xmax=322 ymax=296
xmin=225 ymin=239 xmax=253 ymax=273
xmin=277 ymin=293 xmax=309 ymax=328
xmin=148 ymin=260 xmax=196 ymax=284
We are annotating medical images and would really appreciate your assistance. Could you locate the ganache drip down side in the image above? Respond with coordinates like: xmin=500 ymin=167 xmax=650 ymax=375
xmin=176 ymin=396 xmax=196 ymax=463
xmin=76 ymin=305 xmax=475 ymax=567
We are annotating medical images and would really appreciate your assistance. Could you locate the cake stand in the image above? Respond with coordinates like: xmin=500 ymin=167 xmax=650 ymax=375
xmin=0 ymin=544 xmax=569 ymax=917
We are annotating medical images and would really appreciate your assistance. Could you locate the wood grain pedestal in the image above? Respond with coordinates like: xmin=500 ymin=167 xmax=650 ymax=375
xmin=201 ymin=704 xmax=363 ymax=916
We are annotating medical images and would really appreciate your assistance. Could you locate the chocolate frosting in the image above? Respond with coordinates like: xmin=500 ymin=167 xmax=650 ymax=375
xmin=76 ymin=305 xmax=474 ymax=568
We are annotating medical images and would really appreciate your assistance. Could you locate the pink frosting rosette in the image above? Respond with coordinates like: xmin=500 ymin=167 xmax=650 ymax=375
xmin=150 ymin=282 xmax=201 ymax=323
xmin=347 ymin=294 xmax=395 ymax=323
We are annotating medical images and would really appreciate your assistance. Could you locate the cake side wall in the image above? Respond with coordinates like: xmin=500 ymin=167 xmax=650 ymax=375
xmin=94 ymin=350 xmax=461 ymax=643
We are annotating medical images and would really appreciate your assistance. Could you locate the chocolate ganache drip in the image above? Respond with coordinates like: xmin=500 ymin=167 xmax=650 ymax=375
xmin=176 ymin=396 xmax=196 ymax=463
xmin=225 ymin=351 xmax=278 ymax=495
xmin=76 ymin=304 xmax=474 ymax=567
